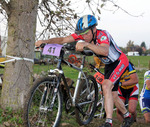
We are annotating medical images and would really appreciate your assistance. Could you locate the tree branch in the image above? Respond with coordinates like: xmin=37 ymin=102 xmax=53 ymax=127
xmin=107 ymin=0 xmax=144 ymax=17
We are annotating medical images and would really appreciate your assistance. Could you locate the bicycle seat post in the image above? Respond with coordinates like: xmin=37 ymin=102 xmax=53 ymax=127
xmin=80 ymin=55 xmax=86 ymax=69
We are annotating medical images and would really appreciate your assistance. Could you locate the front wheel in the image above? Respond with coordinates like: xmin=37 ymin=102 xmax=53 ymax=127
xmin=75 ymin=75 xmax=98 ymax=125
xmin=23 ymin=76 xmax=63 ymax=127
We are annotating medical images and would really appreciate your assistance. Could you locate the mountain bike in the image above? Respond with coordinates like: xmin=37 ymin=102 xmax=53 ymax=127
xmin=23 ymin=44 xmax=98 ymax=127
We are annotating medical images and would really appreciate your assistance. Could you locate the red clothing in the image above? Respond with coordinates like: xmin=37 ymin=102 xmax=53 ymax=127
xmin=71 ymin=29 xmax=124 ymax=65
xmin=71 ymin=29 xmax=129 ymax=87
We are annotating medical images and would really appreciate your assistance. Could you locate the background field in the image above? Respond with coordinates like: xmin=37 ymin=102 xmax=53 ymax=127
xmin=0 ymin=56 xmax=150 ymax=126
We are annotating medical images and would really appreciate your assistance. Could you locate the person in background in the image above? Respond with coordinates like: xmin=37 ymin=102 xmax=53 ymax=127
xmin=35 ymin=15 xmax=133 ymax=127
xmin=139 ymin=70 xmax=150 ymax=123
xmin=93 ymin=56 xmax=105 ymax=69
xmin=117 ymin=62 xmax=139 ymax=122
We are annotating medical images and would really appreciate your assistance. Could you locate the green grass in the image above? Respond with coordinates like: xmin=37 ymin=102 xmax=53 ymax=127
xmin=0 ymin=107 xmax=23 ymax=126
xmin=127 ymin=56 xmax=150 ymax=69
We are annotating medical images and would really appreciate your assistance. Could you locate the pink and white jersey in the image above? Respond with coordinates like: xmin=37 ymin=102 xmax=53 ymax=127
xmin=71 ymin=29 xmax=123 ymax=64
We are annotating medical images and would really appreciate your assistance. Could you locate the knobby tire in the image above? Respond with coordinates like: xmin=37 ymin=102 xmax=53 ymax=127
xmin=75 ymin=75 xmax=98 ymax=125
xmin=23 ymin=76 xmax=62 ymax=127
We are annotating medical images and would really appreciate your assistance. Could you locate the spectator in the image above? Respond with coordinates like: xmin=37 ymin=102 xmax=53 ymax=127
xmin=139 ymin=70 xmax=150 ymax=123
xmin=93 ymin=56 xmax=105 ymax=69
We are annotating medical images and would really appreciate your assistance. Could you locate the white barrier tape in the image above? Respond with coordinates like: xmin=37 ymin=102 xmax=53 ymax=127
xmin=7 ymin=55 xmax=34 ymax=63
xmin=0 ymin=59 xmax=16 ymax=64
xmin=0 ymin=77 xmax=2 ymax=84
xmin=0 ymin=55 xmax=34 ymax=64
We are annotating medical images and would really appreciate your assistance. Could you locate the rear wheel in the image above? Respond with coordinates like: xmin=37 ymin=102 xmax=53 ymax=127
xmin=75 ymin=75 xmax=98 ymax=125
xmin=94 ymin=92 xmax=105 ymax=119
xmin=24 ymin=76 xmax=63 ymax=127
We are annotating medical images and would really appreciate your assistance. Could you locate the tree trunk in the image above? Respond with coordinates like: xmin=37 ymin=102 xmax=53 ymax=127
xmin=1 ymin=0 xmax=39 ymax=110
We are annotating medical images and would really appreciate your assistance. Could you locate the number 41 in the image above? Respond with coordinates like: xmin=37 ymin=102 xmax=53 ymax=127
xmin=48 ymin=47 xmax=56 ymax=54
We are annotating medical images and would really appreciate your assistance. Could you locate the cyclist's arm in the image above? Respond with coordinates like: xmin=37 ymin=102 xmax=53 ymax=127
xmin=35 ymin=35 xmax=75 ymax=47
xmin=76 ymin=42 xmax=109 ymax=56
xmin=121 ymin=73 xmax=139 ymax=86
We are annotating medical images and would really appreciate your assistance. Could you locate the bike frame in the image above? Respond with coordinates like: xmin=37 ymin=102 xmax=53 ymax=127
xmin=49 ymin=48 xmax=89 ymax=107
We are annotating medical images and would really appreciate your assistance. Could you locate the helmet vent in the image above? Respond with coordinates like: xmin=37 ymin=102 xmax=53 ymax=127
xmin=88 ymin=18 xmax=92 ymax=24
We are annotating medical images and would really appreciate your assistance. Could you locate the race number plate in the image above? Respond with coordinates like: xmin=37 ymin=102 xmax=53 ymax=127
xmin=94 ymin=72 xmax=104 ymax=84
xmin=42 ymin=44 xmax=63 ymax=56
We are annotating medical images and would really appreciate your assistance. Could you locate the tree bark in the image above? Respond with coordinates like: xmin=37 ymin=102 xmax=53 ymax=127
xmin=1 ymin=0 xmax=39 ymax=110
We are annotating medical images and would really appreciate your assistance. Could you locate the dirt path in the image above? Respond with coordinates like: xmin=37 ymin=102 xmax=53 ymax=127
xmin=60 ymin=115 xmax=150 ymax=127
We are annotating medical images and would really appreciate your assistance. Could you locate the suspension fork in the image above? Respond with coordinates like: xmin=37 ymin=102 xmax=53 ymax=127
xmin=48 ymin=69 xmax=63 ymax=110
xmin=49 ymin=79 xmax=60 ymax=110
xmin=40 ymin=84 xmax=48 ymax=106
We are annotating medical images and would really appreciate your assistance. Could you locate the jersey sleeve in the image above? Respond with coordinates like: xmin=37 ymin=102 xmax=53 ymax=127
xmin=144 ymin=71 xmax=150 ymax=81
xmin=128 ymin=62 xmax=136 ymax=75
xmin=71 ymin=33 xmax=84 ymax=41
xmin=96 ymin=30 xmax=110 ymax=45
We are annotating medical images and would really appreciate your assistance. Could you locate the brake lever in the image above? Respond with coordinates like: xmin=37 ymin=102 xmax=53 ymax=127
xmin=35 ymin=43 xmax=46 ymax=49
xmin=64 ymin=45 xmax=75 ymax=51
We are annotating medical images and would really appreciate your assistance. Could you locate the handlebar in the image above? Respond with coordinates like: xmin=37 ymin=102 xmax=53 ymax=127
xmin=81 ymin=50 xmax=93 ymax=56
xmin=36 ymin=43 xmax=94 ymax=57
xmin=35 ymin=43 xmax=46 ymax=49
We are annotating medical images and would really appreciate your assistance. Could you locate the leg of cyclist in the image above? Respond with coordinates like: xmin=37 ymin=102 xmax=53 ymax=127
xmin=112 ymin=91 xmax=132 ymax=117
xmin=99 ymin=55 xmax=133 ymax=127
xmin=117 ymin=83 xmax=139 ymax=123
xmin=113 ymin=91 xmax=126 ymax=122
xmin=116 ymin=107 xmax=124 ymax=122
xmin=128 ymin=84 xmax=139 ymax=122
xmin=128 ymin=99 xmax=138 ymax=122
xmin=116 ymin=98 xmax=138 ymax=122
xmin=100 ymin=79 xmax=114 ymax=127
xmin=112 ymin=86 xmax=133 ymax=127
xmin=101 ymin=81 xmax=131 ymax=127
xmin=102 ymin=79 xmax=114 ymax=119
xmin=139 ymin=97 xmax=150 ymax=123
xmin=144 ymin=112 xmax=150 ymax=123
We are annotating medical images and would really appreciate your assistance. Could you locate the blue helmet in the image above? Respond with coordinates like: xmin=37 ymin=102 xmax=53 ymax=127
xmin=75 ymin=15 xmax=98 ymax=35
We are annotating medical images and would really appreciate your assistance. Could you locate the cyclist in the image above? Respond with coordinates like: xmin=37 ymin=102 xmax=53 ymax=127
xmin=117 ymin=62 xmax=139 ymax=122
xmin=35 ymin=15 xmax=133 ymax=127
xmin=139 ymin=70 xmax=150 ymax=123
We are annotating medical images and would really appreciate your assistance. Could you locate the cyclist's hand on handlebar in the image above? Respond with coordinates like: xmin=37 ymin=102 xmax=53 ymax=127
xmin=76 ymin=42 xmax=88 ymax=51
xmin=35 ymin=40 xmax=46 ymax=48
